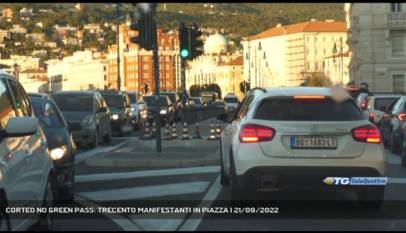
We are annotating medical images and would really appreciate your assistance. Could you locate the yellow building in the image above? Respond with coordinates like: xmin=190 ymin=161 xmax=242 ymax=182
xmin=242 ymin=19 xmax=348 ymax=88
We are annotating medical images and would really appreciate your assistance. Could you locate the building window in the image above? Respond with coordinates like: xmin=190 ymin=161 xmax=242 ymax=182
xmin=323 ymin=48 xmax=326 ymax=55
xmin=391 ymin=3 xmax=402 ymax=12
xmin=391 ymin=34 xmax=404 ymax=56
xmin=323 ymin=36 xmax=326 ymax=42
xmin=315 ymin=62 xmax=318 ymax=70
xmin=393 ymin=74 xmax=405 ymax=92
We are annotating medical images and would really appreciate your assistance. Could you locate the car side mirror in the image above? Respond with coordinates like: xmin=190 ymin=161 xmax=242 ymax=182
xmin=68 ymin=122 xmax=82 ymax=132
xmin=98 ymin=107 xmax=107 ymax=113
xmin=6 ymin=117 xmax=38 ymax=137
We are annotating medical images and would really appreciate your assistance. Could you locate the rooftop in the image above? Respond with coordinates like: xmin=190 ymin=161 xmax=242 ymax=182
xmin=248 ymin=20 xmax=346 ymax=41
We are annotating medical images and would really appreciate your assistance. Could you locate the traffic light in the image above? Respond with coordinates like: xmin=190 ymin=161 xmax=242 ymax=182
xmin=179 ymin=22 xmax=190 ymax=59
xmin=130 ymin=3 xmax=157 ymax=50
xmin=189 ymin=23 xmax=203 ymax=59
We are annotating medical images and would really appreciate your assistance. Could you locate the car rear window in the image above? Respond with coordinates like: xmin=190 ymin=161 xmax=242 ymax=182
xmin=254 ymin=97 xmax=363 ymax=121
xmin=374 ymin=97 xmax=399 ymax=111
xmin=52 ymin=94 xmax=93 ymax=112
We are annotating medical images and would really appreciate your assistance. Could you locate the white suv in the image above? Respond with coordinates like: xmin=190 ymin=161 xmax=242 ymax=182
xmin=219 ymin=87 xmax=386 ymax=207
xmin=0 ymin=70 xmax=54 ymax=230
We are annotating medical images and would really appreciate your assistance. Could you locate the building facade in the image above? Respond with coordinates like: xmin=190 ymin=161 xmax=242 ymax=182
xmin=323 ymin=51 xmax=350 ymax=85
xmin=242 ymin=20 xmax=348 ymax=88
xmin=19 ymin=68 xmax=48 ymax=93
xmin=106 ymin=24 xmax=180 ymax=94
xmin=186 ymin=33 xmax=244 ymax=98
xmin=346 ymin=3 xmax=406 ymax=92
xmin=47 ymin=50 xmax=107 ymax=91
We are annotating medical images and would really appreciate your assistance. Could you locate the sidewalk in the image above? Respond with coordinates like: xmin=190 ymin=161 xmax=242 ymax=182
xmin=79 ymin=136 xmax=221 ymax=169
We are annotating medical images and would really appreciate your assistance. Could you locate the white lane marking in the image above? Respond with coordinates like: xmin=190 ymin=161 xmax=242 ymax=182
xmin=178 ymin=175 xmax=222 ymax=231
xmin=75 ymin=195 xmax=143 ymax=231
xmin=75 ymin=166 xmax=220 ymax=183
xmin=389 ymin=178 xmax=406 ymax=184
xmin=78 ymin=181 xmax=210 ymax=201
xmin=74 ymin=140 xmax=127 ymax=164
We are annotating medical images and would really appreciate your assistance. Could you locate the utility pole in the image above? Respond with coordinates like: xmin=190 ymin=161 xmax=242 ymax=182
xmin=116 ymin=3 xmax=121 ymax=91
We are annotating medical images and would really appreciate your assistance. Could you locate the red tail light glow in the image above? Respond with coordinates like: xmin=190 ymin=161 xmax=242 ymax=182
xmin=351 ymin=125 xmax=381 ymax=144
xmin=368 ymin=112 xmax=375 ymax=120
xmin=360 ymin=99 xmax=368 ymax=110
xmin=239 ymin=124 xmax=275 ymax=143
xmin=398 ymin=113 xmax=406 ymax=121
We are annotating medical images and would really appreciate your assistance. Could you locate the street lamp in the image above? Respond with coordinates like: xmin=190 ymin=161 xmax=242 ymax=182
xmin=332 ymin=37 xmax=344 ymax=85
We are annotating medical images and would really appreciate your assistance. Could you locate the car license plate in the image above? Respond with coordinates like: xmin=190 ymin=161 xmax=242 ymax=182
xmin=290 ymin=136 xmax=337 ymax=149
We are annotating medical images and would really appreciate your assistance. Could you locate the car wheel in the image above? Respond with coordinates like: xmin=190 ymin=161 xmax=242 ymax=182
xmin=390 ymin=132 xmax=400 ymax=154
xmin=357 ymin=188 xmax=384 ymax=208
xmin=103 ymin=127 xmax=112 ymax=143
xmin=0 ymin=210 xmax=10 ymax=231
xmin=59 ymin=169 xmax=74 ymax=202
xmin=220 ymin=141 xmax=229 ymax=186
xmin=37 ymin=176 xmax=54 ymax=230
xmin=401 ymin=140 xmax=406 ymax=167
xmin=89 ymin=129 xmax=99 ymax=148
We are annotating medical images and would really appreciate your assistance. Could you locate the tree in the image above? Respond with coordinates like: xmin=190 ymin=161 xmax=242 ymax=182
xmin=189 ymin=84 xmax=202 ymax=97
xmin=301 ymin=73 xmax=333 ymax=87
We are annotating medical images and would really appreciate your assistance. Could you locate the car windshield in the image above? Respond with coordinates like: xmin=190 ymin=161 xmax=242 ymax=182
xmin=224 ymin=97 xmax=238 ymax=103
xmin=103 ymin=95 xmax=124 ymax=109
xmin=52 ymin=94 xmax=93 ymax=112
xmin=255 ymin=97 xmax=363 ymax=121
xmin=374 ymin=97 xmax=399 ymax=111
xmin=161 ymin=93 xmax=175 ymax=103
xmin=128 ymin=93 xmax=137 ymax=104
xmin=31 ymin=99 xmax=64 ymax=128
xmin=143 ymin=96 xmax=168 ymax=106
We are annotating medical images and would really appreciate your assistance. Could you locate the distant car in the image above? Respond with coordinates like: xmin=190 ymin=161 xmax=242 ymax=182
xmin=190 ymin=97 xmax=206 ymax=109
xmin=224 ymin=94 xmax=239 ymax=113
xmin=99 ymin=91 xmax=133 ymax=136
xmin=28 ymin=92 xmax=51 ymax=100
xmin=365 ymin=95 xmax=400 ymax=125
xmin=30 ymin=96 xmax=78 ymax=202
xmin=0 ymin=70 xmax=54 ymax=230
xmin=52 ymin=91 xmax=112 ymax=148
xmin=380 ymin=96 xmax=406 ymax=154
xmin=219 ymin=87 xmax=385 ymax=208
xmin=126 ymin=91 xmax=143 ymax=130
xmin=356 ymin=92 xmax=370 ymax=111
xmin=161 ymin=91 xmax=181 ymax=120
xmin=143 ymin=95 xmax=175 ymax=124
xmin=346 ymin=85 xmax=370 ymax=100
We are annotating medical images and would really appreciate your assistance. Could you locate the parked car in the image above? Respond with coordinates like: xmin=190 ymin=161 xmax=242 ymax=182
xmin=364 ymin=94 xmax=400 ymax=126
xmin=380 ymin=96 xmax=406 ymax=153
xmin=52 ymin=91 xmax=112 ymax=148
xmin=99 ymin=91 xmax=133 ymax=136
xmin=30 ymin=96 xmax=79 ymax=202
xmin=218 ymin=87 xmax=385 ymax=208
xmin=143 ymin=95 xmax=175 ymax=124
xmin=126 ymin=91 xmax=143 ymax=130
xmin=161 ymin=91 xmax=181 ymax=120
xmin=0 ymin=70 xmax=55 ymax=230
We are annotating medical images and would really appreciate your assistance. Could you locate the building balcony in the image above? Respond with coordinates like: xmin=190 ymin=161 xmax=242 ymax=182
xmin=388 ymin=12 xmax=406 ymax=28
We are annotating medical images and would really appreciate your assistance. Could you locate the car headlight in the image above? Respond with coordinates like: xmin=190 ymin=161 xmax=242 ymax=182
xmin=112 ymin=114 xmax=119 ymax=120
xmin=131 ymin=107 xmax=135 ymax=112
xmin=160 ymin=109 xmax=168 ymax=115
xmin=82 ymin=115 xmax=96 ymax=129
xmin=50 ymin=146 xmax=67 ymax=160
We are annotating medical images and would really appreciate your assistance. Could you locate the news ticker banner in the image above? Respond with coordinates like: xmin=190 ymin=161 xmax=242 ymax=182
xmin=4 ymin=200 xmax=406 ymax=219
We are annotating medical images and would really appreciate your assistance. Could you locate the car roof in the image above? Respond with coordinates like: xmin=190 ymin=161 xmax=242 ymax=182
xmin=52 ymin=90 xmax=96 ymax=95
xmin=259 ymin=87 xmax=333 ymax=98
xmin=370 ymin=94 xmax=401 ymax=98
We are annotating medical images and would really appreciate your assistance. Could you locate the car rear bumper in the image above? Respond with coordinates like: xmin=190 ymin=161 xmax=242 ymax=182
xmin=236 ymin=166 xmax=384 ymax=191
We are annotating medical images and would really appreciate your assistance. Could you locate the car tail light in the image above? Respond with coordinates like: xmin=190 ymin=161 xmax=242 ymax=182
xmin=351 ymin=125 xmax=381 ymax=144
xmin=368 ymin=112 xmax=375 ymax=120
xmin=360 ymin=98 xmax=368 ymax=110
xmin=398 ymin=113 xmax=406 ymax=121
xmin=293 ymin=95 xmax=325 ymax=100
xmin=239 ymin=124 xmax=275 ymax=143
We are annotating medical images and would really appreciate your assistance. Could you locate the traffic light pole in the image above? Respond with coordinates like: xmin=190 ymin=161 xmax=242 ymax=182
xmin=181 ymin=58 xmax=186 ymax=122
xmin=116 ymin=3 xmax=121 ymax=91
xmin=151 ymin=8 xmax=161 ymax=153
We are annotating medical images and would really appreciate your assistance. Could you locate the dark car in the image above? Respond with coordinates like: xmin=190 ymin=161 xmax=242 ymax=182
xmin=30 ymin=96 xmax=79 ymax=201
xmin=143 ymin=95 xmax=175 ymax=124
xmin=52 ymin=91 xmax=112 ymax=148
xmin=190 ymin=97 xmax=206 ymax=109
xmin=161 ymin=92 xmax=181 ymax=120
xmin=99 ymin=91 xmax=132 ymax=136
xmin=380 ymin=96 xmax=406 ymax=154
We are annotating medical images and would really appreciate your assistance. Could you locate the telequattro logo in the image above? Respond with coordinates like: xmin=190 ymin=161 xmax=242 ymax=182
xmin=323 ymin=177 xmax=388 ymax=186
